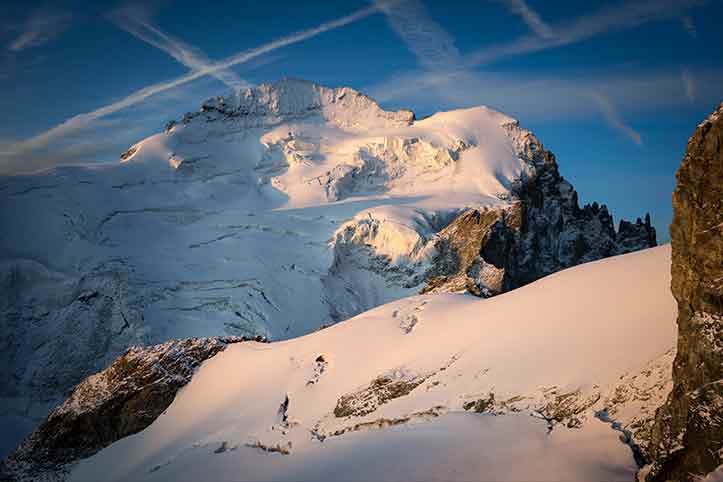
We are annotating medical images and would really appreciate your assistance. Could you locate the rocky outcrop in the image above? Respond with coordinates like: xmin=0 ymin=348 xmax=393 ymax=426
xmin=0 ymin=336 xmax=249 ymax=481
xmin=422 ymin=207 xmax=516 ymax=296
xmin=330 ymin=121 xmax=657 ymax=303
xmin=422 ymin=123 xmax=656 ymax=295
xmin=645 ymin=103 xmax=723 ymax=481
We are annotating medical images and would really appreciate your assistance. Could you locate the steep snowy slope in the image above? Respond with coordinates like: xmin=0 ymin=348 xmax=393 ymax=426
xmin=0 ymin=79 xmax=654 ymax=456
xmin=8 ymin=245 xmax=674 ymax=482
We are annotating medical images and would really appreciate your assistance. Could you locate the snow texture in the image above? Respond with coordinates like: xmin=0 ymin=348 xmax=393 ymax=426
xmin=58 ymin=245 xmax=676 ymax=482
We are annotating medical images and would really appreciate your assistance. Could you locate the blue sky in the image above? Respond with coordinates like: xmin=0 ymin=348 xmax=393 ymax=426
xmin=1 ymin=0 xmax=722 ymax=240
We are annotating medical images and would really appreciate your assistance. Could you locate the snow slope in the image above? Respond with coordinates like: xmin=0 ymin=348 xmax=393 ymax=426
xmin=0 ymin=80 xmax=533 ymax=448
xmin=67 ymin=245 xmax=676 ymax=482
xmin=1 ymin=81 xmax=525 ymax=343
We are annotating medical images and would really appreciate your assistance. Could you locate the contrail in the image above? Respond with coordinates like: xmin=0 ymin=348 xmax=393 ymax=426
xmin=591 ymin=92 xmax=642 ymax=145
xmin=110 ymin=8 xmax=249 ymax=92
xmin=467 ymin=0 xmax=707 ymax=67
xmin=373 ymin=0 xmax=477 ymax=105
xmin=500 ymin=0 xmax=554 ymax=38
xmin=374 ymin=0 xmax=463 ymax=72
xmin=371 ymin=0 xmax=706 ymax=112
xmin=5 ymin=4 xmax=379 ymax=157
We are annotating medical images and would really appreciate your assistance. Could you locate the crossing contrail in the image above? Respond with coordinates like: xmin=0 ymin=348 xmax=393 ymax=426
xmin=4 ymin=4 xmax=379 ymax=158
xmin=110 ymin=8 xmax=249 ymax=92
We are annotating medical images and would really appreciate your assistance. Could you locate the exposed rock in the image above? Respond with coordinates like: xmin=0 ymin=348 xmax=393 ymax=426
xmin=423 ymin=207 xmax=509 ymax=296
xmin=463 ymin=393 xmax=501 ymax=414
xmin=422 ymin=123 xmax=656 ymax=295
xmin=646 ymin=103 xmax=723 ymax=482
xmin=245 ymin=440 xmax=292 ymax=455
xmin=306 ymin=355 xmax=328 ymax=386
xmin=119 ymin=146 xmax=138 ymax=162
xmin=535 ymin=388 xmax=601 ymax=430
xmin=598 ymin=348 xmax=676 ymax=464
xmin=331 ymin=122 xmax=657 ymax=303
xmin=334 ymin=370 xmax=428 ymax=418
xmin=322 ymin=406 xmax=445 ymax=440
xmin=0 ymin=336 xmax=245 ymax=482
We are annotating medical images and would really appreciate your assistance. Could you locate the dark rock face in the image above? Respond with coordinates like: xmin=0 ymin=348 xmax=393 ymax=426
xmin=0 ymin=336 xmax=247 ymax=481
xmin=647 ymin=104 xmax=723 ymax=482
xmin=422 ymin=207 xmax=512 ymax=296
xmin=505 ymin=126 xmax=656 ymax=288
xmin=422 ymin=123 xmax=657 ymax=296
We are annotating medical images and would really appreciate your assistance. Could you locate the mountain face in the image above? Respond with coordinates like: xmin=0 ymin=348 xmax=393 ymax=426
xmin=645 ymin=104 xmax=723 ymax=481
xmin=0 ymin=79 xmax=654 ymax=457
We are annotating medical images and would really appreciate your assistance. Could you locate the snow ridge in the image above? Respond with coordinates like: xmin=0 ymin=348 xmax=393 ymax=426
xmin=179 ymin=78 xmax=415 ymax=132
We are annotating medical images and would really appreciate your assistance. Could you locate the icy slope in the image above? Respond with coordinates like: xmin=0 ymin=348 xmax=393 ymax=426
xmin=59 ymin=245 xmax=676 ymax=482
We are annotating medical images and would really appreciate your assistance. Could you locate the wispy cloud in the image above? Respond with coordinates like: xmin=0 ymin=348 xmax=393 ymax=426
xmin=1 ymin=4 xmax=379 ymax=165
xmin=368 ymin=66 xmax=723 ymax=126
xmin=681 ymin=67 xmax=695 ymax=101
xmin=467 ymin=0 xmax=706 ymax=67
xmin=499 ymin=0 xmax=554 ymax=38
xmin=681 ymin=15 xmax=697 ymax=38
xmin=109 ymin=6 xmax=249 ymax=92
xmin=7 ymin=8 xmax=72 ymax=52
xmin=368 ymin=0 xmax=709 ymax=145
xmin=590 ymin=92 xmax=642 ymax=145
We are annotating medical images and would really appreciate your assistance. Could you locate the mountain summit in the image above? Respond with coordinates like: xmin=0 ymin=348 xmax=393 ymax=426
xmin=188 ymin=78 xmax=416 ymax=130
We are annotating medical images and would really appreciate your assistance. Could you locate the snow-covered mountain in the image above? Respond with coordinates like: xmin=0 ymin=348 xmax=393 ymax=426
xmin=3 ymin=245 xmax=676 ymax=481
xmin=0 ymin=79 xmax=655 ymax=457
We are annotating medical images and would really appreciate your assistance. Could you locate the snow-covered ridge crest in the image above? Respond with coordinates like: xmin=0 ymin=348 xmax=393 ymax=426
xmin=180 ymin=78 xmax=415 ymax=132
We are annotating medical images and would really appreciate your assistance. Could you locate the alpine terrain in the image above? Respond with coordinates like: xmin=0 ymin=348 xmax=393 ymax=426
xmin=0 ymin=79 xmax=667 ymax=480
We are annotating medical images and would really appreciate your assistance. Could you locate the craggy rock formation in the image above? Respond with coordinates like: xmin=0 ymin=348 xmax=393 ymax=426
xmin=646 ymin=104 xmax=723 ymax=481
xmin=422 ymin=123 xmax=657 ymax=295
xmin=0 ymin=336 xmax=249 ymax=482
xmin=334 ymin=372 xmax=428 ymax=418
xmin=423 ymin=207 xmax=516 ymax=296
